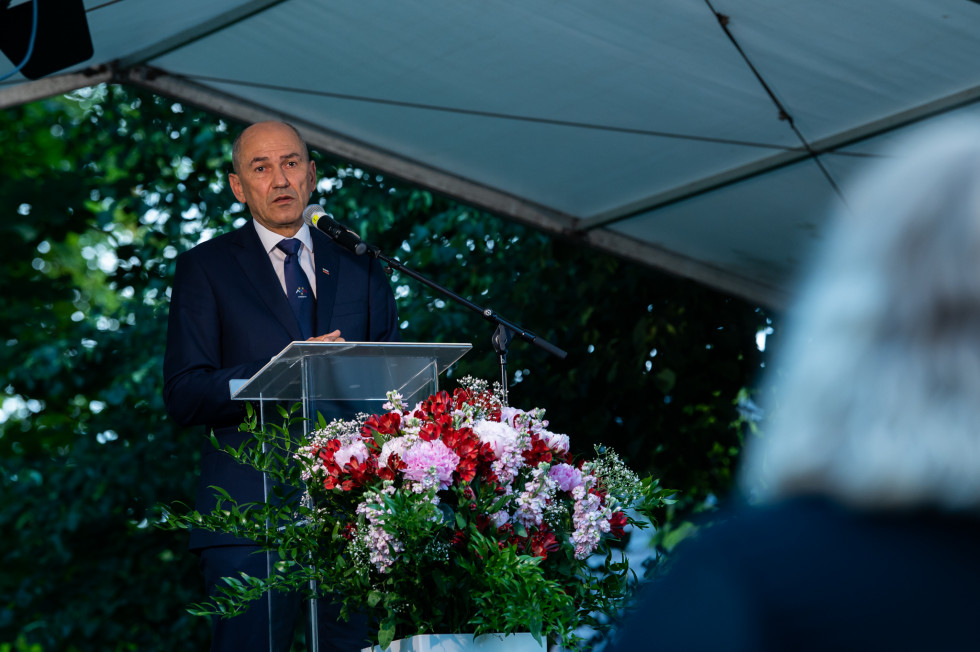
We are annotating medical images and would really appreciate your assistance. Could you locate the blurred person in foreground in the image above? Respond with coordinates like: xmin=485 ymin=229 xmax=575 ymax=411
xmin=608 ymin=119 xmax=980 ymax=652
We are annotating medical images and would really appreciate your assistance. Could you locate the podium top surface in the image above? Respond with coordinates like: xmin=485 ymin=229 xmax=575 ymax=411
xmin=231 ymin=341 xmax=472 ymax=401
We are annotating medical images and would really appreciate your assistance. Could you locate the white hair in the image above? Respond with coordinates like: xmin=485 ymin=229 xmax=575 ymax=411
xmin=741 ymin=117 xmax=980 ymax=511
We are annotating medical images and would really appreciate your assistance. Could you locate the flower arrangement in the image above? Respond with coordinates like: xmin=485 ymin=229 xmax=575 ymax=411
xmin=170 ymin=377 xmax=670 ymax=650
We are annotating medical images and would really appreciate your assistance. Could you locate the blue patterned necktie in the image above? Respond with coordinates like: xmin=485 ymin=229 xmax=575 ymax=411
xmin=275 ymin=238 xmax=315 ymax=340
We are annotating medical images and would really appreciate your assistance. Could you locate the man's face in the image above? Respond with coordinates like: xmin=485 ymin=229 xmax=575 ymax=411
xmin=228 ymin=122 xmax=316 ymax=236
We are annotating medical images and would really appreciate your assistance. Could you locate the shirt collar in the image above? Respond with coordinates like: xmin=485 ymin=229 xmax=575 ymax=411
xmin=252 ymin=219 xmax=313 ymax=255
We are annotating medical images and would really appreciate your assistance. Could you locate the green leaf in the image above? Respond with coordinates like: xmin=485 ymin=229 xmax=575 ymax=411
xmin=437 ymin=502 xmax=455 ymax=526
xmin=378 ymin=617 xmax=397 ymax=651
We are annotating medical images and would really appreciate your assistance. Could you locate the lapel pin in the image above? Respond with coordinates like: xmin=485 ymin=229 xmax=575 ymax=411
xmin=321 ymin=268 xmax=330 ymax=276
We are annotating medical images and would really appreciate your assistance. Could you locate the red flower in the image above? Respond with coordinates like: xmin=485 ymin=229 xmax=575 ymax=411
xmin=314 ymin=439 xmax=382 ymax=492
xmin=344 ymin=456 xmax=380 ymax=489
xmin=417 ymin=390 xmax=453 ymax=420
xmin=340 ymin=478 xmax=358 ymax=491
xmin=341 ymin=523 xmax=357 ymax=541
xmin=528 ymin=530 xmax=560 ymax=559
xmin=451 ymin=387 xmax=474 ymax=409
xmin=377 ymin=453 xmax=401 ymax=482
xmin=608 ymin=511 xmax=628 ymax=539
xmin=418 ymin=418 xmax=451 ymax=442
xmin=521 ymin=434 xmax=554 ymax=467
xmin=441 ymin=426 xmax=488 ymax=483
xmin=452 ymin=387 xmax=501 ymax=421
xmin=362 ymin=412 xmax=401 ymax=441
xmin=316 ymin=439 xmax=343 ymax=475
xmin=495 ymin=523 xmax=522 ymax=550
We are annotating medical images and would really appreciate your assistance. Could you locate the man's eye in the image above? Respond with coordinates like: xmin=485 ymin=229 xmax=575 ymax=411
xmin=285 ymin=161 xmax=297 ymax=167
xmin=254 ymin=166 xmax=265 ymax=172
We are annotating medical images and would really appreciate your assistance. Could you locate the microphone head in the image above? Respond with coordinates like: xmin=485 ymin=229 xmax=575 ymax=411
xmin=303 ymin=204 xmax=328 ymax=225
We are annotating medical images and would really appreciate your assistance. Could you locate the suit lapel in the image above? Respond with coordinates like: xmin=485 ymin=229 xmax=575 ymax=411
xmin=312 ymin=229 xmax=339 ymax=335
xmin=231 ymin=222 xmax=303 ymax=340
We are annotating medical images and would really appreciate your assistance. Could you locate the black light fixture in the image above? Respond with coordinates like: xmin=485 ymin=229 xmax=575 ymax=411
xmin=0 ymin=0 xmax=94 ymax=80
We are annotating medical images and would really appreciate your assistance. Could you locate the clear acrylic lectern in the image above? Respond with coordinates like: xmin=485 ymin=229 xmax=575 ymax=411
xmin=229 ymin=341 xmax=470 ymax=652
xmin=232 ymin=341 xmax=472 ymax=434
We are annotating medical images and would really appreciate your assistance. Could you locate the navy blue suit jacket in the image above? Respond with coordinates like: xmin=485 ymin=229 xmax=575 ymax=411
xmin=163 ymin=220 xmax=399 ymax=549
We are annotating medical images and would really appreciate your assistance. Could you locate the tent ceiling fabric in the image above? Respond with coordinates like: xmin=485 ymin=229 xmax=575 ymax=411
xmin=4 ymin=0 xmax=980 ymax=307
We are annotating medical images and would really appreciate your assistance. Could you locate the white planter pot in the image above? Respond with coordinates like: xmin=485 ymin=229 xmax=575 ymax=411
xmin=362 ymin=632 xmax=545 ymax=652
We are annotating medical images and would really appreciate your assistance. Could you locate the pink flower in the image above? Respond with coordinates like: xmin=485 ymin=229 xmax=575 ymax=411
xmin=400 ymin=439 xmax=460 ymax=490
xmin=537 ymin=428 xmax=570 ymax=454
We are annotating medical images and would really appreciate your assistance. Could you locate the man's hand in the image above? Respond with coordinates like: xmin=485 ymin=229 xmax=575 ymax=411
xmin=308 ymin=329 xmax=345 ymax=343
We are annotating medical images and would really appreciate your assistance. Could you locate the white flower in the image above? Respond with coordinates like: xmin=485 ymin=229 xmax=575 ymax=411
xmin=473 ymin=419 xmax=521 ymax=453
xmin=473 ymin=419 xmax=527 ymax=485
xmin=382 ymin=390 xmax=406 ymax=412
xmin=334 ymin=440 xmax=369 ymax=469
xmin=379 ymin=434 xmax=420 ymax=467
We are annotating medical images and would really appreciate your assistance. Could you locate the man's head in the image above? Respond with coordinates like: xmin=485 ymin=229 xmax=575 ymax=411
xmin=228 ymin=121 xmax=316 ymax=236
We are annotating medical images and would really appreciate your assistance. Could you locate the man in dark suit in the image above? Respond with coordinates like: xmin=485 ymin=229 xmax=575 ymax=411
xmin=163 ymin=121 xmax=399 ymax=651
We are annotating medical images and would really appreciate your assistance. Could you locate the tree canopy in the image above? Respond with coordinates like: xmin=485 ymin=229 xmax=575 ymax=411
xmin=0 ymin=85 xmax=773 ymax=651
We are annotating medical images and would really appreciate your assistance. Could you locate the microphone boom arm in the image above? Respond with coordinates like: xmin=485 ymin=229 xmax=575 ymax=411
xmin=303 ymin=203 xmax=567 ymax=396
xmin=373 ymin=250 xmax=568 ymax=361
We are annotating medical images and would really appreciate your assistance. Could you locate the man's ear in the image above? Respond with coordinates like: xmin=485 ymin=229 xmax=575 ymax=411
xmin=228 ymin=173 xmax=246 ymax=203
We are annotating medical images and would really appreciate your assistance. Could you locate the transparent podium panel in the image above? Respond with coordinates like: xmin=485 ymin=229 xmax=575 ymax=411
xmin=228 ymin=342 xmax=472 ymax=652
xmin=231 ymin=341 xmax=471 ymax=431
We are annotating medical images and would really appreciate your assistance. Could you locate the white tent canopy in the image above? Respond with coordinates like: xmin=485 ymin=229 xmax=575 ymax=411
xmin=4 ymin=0 xmax=980 ymax=307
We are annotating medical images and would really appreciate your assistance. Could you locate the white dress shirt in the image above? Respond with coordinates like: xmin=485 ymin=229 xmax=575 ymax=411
xmin=252 ymin=219 xmax=318 ymax=299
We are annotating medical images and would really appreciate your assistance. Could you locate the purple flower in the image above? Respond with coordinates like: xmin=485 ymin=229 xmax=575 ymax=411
xmin=514 ymin=467 xmax=558 ymax=529
xmin=356 ymin=486 xmax=403 ymax=573
xmin=499 ymin=406 xmax=524 ymax=427
xmin=571 ymin=486 xmax=612 ymax=559
xmin=549 ymin=463 xmax=584 ymax=493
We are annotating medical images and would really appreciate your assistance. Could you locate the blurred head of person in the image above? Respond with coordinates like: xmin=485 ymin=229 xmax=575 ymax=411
xmin=741 ymin=118 xmax=980 ymax=511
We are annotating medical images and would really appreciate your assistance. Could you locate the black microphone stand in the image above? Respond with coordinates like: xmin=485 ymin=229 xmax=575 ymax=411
xmin=357 ymin=242 xmax=567 ymax=405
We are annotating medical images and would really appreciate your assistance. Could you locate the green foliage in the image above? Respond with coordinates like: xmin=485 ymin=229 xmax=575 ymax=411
xmin=465 ymin=544 xmax=575 ymax=644
xmin=0 ymin=86 xmax=224 ymax=650
xmin=0 ymin=83 xmax=773 ymax=650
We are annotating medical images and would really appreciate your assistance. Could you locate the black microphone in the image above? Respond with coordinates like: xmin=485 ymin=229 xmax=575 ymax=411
xmin=303 ymin=204 xmax=371 ymax=256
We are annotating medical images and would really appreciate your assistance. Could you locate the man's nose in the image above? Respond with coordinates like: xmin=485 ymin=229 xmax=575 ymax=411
xmin=272 ymin=166 xmax=290 ymax=187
